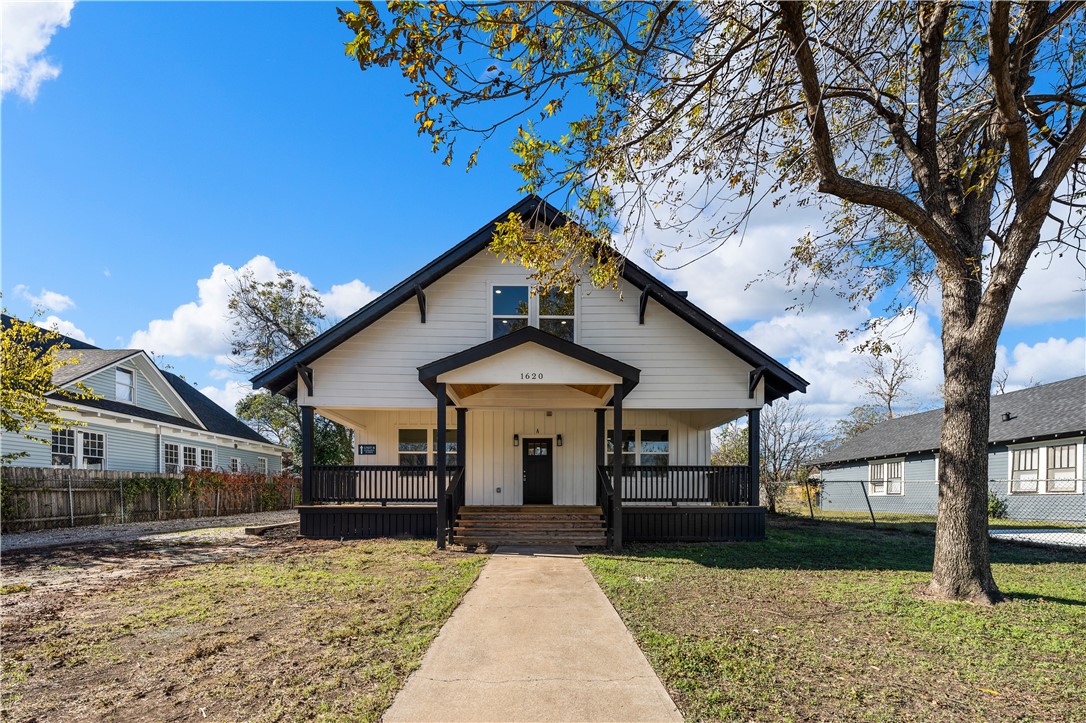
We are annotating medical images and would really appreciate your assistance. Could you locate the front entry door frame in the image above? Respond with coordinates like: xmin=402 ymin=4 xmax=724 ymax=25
xmin=522 ymin=437 xmax=555 ymax=505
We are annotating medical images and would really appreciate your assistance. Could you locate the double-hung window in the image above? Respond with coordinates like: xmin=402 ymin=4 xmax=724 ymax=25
xmin=183 ymin=446 xmax=198 ymax=469
xmin=81 ymin=432 xmax=105 ymax=470
xmin=869 ymin=460 xmax=903 ymax=495
xmin=200 ymin=449 xmax=214 ymax=470
xmin=397 ymin=429 xmax=458 ymax=467
xmin=52 ymin=429 xmax=76 ymax=467
xmin=164 ymin=443 xmax=180 ymax=473
xmin=606 ymin=430 xmax=669 ymax=468
xmin=1010 ymin=448 xmax=1040 ymax=493
xmin=116 ymin=368 xmax=135 ymax=403
xmin=230 ymin=458 xmax=240 ymax=473
xmin=257 ymin=457 xmax=268 ymax=477
xmin=491 ymin=285 xmax=577 ymax=341
xmin=1046 ymin=444 xmax=1077 ymax=493
xmin=538 ymin=288 xmax=575 ymax=342
xmin=492 ymin=286 xmax=529 ymax=338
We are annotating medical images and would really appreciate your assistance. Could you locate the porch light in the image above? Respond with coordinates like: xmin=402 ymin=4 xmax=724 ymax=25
xmin=557 ymin=434 xmax=563 ymax=447
xmin=513 ymin=434 xmax=520 ymax=447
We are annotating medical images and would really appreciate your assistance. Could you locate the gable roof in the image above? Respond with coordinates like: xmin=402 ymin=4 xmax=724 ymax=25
xmin=814 ymin=375 xmax=1086 ymax=466
xmin=250 ymin=195 xmax=808 ymax=402
xmin=4 ymin=314 xmax=280 ymax=447
xmin=417 ymin=325 xmax=641 ymax=397
xmin=53 ymin=349 xmax=141 ymax=385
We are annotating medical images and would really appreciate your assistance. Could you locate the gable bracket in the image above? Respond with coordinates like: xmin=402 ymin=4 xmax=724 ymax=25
xmin=414 ymin=284 xmax=427 ymax=323
xmin=748 ymin=366 xmax=768 ymax=399
xmin=638 ymin=286 xmax=652 ymax=325
xmin=295 ymin=363 xmax=315 ymax=396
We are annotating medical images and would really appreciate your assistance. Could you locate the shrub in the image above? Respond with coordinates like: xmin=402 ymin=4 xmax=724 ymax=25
xmin=987 ymin=490 xmax=1009 ymax=519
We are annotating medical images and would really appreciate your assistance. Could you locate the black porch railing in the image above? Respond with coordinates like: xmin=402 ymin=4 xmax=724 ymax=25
xmin=445 ymin=467 xmax=466 ymax=545
xmin=595 ymin=465 xmax=615 ymax=545
xmin=598 ymin=465 xmax=752 ymax=506
xmin=311 ymin=465 xmax=463 ymax=505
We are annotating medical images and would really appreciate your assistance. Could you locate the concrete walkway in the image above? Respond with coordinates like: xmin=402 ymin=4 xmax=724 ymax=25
xmin=383 ymin=546 xmax=682 ymax=722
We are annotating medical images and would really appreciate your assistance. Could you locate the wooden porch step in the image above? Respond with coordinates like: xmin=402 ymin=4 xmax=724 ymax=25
xmin=456 ymin=520 xmax=604 ymax=529
xmin=460 ymin=506 xmax=603 ymax=514
xmin=453 ymin=505 xmax=607 ymax=547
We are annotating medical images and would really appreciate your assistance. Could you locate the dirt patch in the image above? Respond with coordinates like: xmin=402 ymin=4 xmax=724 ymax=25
xmin=1 ymin=529 xmax=485 ymax=722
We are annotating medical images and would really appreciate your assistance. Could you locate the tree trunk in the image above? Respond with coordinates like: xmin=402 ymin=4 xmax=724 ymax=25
xmin=928 ymin=272 xmax=1003 ymax=604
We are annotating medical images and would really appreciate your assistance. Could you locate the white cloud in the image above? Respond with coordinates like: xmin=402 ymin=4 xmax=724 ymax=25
xmin=1 ymin=1 xmax=74 ymax=102
xmin=323 ymin=279 xmax=380 ymax=319
xmin=129 ymin=255 xmax=379 ymax=360
xmin=996 ymin=337 xmax=1086 ymax=390
xmin=36 ymin=315 xmax=93 ymax=344
xmin=1005 ymin=253 xmax=1086 ymax=326
xmin=13 ymin=284 xmax=76 ymax=312
xmin=198 ymin=380 xmax=252 ymax=416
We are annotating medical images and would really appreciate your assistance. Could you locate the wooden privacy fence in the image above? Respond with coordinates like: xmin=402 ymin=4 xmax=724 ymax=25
xmin=1 ymin=467 xmax=300 ymax=533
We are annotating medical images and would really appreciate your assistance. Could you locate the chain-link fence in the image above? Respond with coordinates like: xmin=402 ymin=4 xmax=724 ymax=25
xmin=777 ymin=479 xmax=1086 ymax=549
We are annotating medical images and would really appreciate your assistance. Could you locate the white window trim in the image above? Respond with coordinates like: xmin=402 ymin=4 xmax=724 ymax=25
xmin=164 ymin=442 xmax=180 ymax=473
xmin=79 ymin=430 xmax=107 ymax=470
xmin=394 ymin=425 xmax=458 ymax=466
xmin=487 ymin=281 xmax=580 ymax=342
xmin=199 ymin=448 xmax=215 ymax=470
xmin=1006 ymin=438 xmax=1084 ymax=495
xmin=51 ymin=429 xmax=77 ymax=468
xmin=257 ymin=457 xmax=269 ymax=477
xmin=606 ymin=428 xmax=673 ymax=466
xmin=115 ymin=367 xmax=136 ymax=404
xmin=868 ymin=458 xmax=905 ymax=496
xmin=230 ymin=457 xmax=241 ymax=473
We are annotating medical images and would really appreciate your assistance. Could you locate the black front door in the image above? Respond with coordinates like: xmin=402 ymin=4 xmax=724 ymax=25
xmin=522 ymin=439 xmax=553 ymax=504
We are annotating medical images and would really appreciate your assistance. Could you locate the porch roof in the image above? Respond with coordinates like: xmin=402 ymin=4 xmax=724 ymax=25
xmin=417 ymin=326 xmax=639 ymax=404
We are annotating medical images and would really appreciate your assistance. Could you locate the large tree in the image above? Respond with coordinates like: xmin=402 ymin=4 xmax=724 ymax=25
xmin=857 ymin=347 xmax=919 ymax=419
xmin=341 ymin=1 xmax=1086 ymax=603
xmin=1 ymin=313 xmax=98 ymax=464
xmin=228 ymin=271 xmax=354 ymax=467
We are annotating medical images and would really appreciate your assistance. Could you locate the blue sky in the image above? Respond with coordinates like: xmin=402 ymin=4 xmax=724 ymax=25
xmin=4 ymin=1 xmax=1084 ymax=423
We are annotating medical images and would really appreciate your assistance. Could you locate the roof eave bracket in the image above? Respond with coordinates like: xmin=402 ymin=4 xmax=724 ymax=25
xmin=638 ymin=286 xmax=652 ymax=325
xmin=749 ymin=366 xmax=768 ymax=399
xmin=295 ymin=363 xmax=315 ymax=396
xmin=415 ymin=284 xmax=426 ymax=324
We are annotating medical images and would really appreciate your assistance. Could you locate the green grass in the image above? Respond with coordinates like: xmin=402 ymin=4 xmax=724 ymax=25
xmin=585 ymin=517 xmax=1086 ymax=722
xmin=777 ymin=498 xmax=1083 ymax=533
xmin=1 ymin=539 xmax=486 ymax=722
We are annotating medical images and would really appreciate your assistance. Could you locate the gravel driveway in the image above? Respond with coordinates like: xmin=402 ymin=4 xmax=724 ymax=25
xmin=1 ymin=509 xmax=299 ymax=552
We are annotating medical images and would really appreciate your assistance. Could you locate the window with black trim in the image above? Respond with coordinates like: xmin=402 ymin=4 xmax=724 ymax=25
xmin=538 ymin=287 xmax=575 ymax=342
xmin=606 ymin=430 xmax=637 ymax=468
xmin=398 ymin=429 xmax=429 ymax=467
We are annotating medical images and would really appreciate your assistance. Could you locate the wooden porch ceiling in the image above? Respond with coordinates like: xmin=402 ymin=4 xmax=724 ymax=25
xmin=450 ymin=382 xmax=612 ymax=401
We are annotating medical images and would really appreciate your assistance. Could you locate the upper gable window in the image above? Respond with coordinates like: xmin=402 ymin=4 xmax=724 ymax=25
xmin=116 ymin=368 xmax=135 ymax=402
xmin=490 ymin=285 xmax=576 ymax=341
xmin=492 ymin=286 xmax=530 ymax=338
xmin=539 ymin=288 xmax=575 ymax=342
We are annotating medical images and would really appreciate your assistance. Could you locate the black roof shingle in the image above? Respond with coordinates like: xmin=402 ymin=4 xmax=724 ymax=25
xmin=814 ymin=376 xmax=1086 ymax=466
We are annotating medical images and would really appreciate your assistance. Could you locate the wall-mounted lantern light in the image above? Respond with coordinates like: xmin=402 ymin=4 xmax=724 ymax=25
xmin=513 ymin=434 xmax=520 ymax=447
xmin=557 ymin=434 xmax=563 ymax=447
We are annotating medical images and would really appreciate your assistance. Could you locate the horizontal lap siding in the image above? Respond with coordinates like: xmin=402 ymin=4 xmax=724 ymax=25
xmin=904 ymin=454 xmax=937 ymax=481
xmin=301 ymin=252 xmax=757 ymax=411
xmin=299 ymin=507 xmax=435 ymax=539
xmin=1 ymin=429 xmax=52 ymax=466
xmin=102 ymin=424 xmax=160 ymax=472
xmin=624 ymin=507 xmax=765 ymax=541
xmin=133 ymin=367 xmax=179 ymax=416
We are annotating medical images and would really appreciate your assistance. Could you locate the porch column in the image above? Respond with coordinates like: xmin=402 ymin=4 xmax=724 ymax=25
xmin=456 ymin=407 xmax=467 ymax=478
xmin=595 ymin=408 xmax=605 ymax=468
xmin=612 ymin=384 xmax=624 ymax=550
xmin=747 ymin=408 xmax=760 ymax=507
xmin=436 ymin=384 xmax=447 ymax=549
xmin=300 ymin=405 xmax=313 ymax=506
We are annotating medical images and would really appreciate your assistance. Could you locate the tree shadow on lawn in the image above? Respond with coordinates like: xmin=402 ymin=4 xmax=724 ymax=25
xmin=612 ymin=514 xmax=1086 ymax=580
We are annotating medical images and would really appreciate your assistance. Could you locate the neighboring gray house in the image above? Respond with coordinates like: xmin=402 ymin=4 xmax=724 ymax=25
xmin=2 ymin=317 xmax=284 ymax=475
xmin=813 ymin=376 xmax=1085 ymax=522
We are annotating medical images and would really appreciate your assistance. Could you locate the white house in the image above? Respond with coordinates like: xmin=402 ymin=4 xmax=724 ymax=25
xmin=251 ymin=196 xmax=807 ymax=548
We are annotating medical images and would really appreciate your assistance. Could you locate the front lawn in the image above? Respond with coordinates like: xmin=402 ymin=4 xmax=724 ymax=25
xmin=2 ymin=538 xmax=485 ymax=722
xmin=585 ymin=517 xmax=1086 ymax=721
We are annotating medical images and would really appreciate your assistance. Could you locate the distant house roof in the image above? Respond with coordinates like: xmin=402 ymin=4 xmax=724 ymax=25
xmin=814 ymin=376 xmax=1086 ymax=466
xmin=3 ymin=314 xmax=278 ymax=447
xmin=250 ymin=195 xmax=808 ymax=402
xmin=53 ymin=349 xmax=141 ymax=385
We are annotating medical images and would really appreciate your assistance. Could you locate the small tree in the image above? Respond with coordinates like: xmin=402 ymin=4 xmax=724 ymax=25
xmin=830 ymin=405 xmax=891 ymax=445
xmin=1 ymin=313 xmax=98 ymax=464
xmin=711 ymin=421 xmax=749 ymax=467
xmin=760 ymin=401 xmax=826 ymax=513
xmin=857 ymin=348 xmax=919 ymax=419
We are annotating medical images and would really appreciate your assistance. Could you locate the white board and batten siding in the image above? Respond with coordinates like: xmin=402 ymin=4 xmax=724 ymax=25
xmin=350 ymin=409 xmax=712 ymax=506
xmin=298 ymin=251 xmax=764 ymax=411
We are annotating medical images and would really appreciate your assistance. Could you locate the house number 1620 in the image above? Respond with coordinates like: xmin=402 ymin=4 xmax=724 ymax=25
xmin=521 ymin=372 xmax=544 ymax=380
